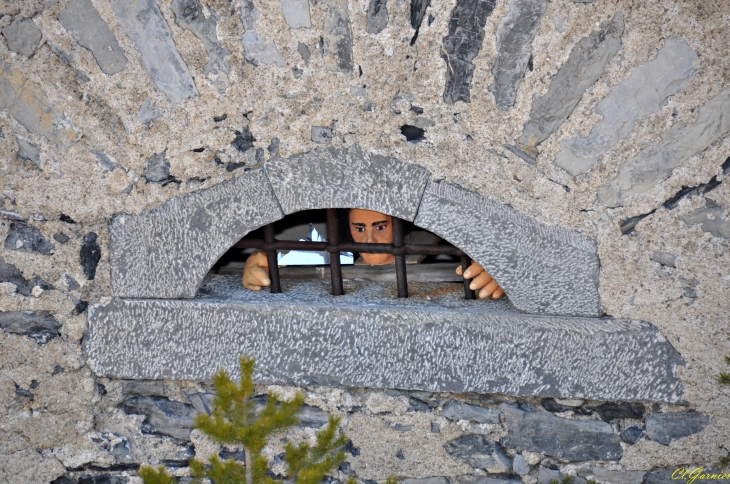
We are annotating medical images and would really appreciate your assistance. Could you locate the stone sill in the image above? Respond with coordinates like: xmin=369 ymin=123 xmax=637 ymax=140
xmin=85 ymin=276 xmax=684 ymax=403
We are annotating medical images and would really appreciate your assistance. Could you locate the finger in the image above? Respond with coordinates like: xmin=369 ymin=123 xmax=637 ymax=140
xmin=463 ymin=262 xmax=484 ymax=279
xmin=455 ymin=265 xmax=463 ymax=276
xmin=470 ymin=271 xmax=493 ymax=290
xmin=478 ymin=280 xmax=500 ymax=298
xmin=492 ymin=287 xmax=505 ymax=299
xmin=243 ymin=280 xmax=262 ymax=291
xmin=244 ymin=265 xmax=271 ymax=287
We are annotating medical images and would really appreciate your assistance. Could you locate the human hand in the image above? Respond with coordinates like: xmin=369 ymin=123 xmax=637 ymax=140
xmin=456 ymin=261 xmax=505 ymax=299
xmin=242 ymin=250 xmax=271 ymax=290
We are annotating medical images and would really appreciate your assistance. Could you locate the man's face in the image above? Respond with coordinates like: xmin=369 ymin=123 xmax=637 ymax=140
xmin=349 ymin=209 xmax=395 ymax=265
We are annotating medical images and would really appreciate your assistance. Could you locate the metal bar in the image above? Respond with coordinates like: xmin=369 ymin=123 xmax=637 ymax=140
xmin=326 ymin=209 xmax=344 ymax=296
xmin=392 ymin=217 xmax=408 ymax=298
xmin=264 ymin=224 xmax=281 ymax=293
xmin=234 ymin=239 xmax=467 ymax=256
xmin=461 ymin=255 xmax=475 ymax=300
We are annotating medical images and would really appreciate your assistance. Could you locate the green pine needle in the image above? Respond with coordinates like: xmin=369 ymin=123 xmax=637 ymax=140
xmin=138 ymin=465 xmax=176 ymax=484
xmin=719 ymin=456 xmax=730 ymax=470
xmin=718 ymin=373 xmax=730 ymax=385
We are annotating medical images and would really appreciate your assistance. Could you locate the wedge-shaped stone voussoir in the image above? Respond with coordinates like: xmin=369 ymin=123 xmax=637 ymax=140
xmin=110 ymin=169 xmax=284 ymax=299
xmin=414 ymin=180 xmax=600 ymax=316
xmin=265 ymin=145 xmax=430 ymax=221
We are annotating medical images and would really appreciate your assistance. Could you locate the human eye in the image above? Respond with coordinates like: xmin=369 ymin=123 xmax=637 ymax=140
xmin=355 ymin=227 xmax=365 ymax=232
xmin=375 ymin=224 xmax=387 ymax=231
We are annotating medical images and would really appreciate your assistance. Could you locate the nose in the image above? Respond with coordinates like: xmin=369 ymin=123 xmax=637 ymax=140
xmin=366 ymin=229 xmax=374 ymax=243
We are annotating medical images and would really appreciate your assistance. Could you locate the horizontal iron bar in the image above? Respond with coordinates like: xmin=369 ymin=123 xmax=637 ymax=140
xmin=233 ymin=239 xmax=467 ymax=256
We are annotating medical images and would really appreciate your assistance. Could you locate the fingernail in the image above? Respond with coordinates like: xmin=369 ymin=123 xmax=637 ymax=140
xmin=464 ymin=271 xmax=470 ymax=278
xmin=469 ymin=283 xmax=476 ymax=290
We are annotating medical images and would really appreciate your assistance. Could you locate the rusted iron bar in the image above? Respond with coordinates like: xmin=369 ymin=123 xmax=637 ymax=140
xmin=461 ymin=255 xmax=475 ymax=300
xmin=392 ymin=217 xmax=408 ymax=298
xmin=326 ymin=209 xmax=344 ymax=296
xmin=264 ymin=224 xmax=281 ymax=293
xmin=233 ymin=239 xmax=467 ymax=256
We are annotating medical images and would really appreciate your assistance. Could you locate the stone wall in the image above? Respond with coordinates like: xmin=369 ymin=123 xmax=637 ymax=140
xmin=1 ymin=0 xmax=729 ymax=482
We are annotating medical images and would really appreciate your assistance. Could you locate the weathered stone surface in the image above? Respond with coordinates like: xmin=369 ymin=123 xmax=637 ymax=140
xmin=409 ymin=0 xmax=430 ymax=44
xmin=92 ymin=150 xmax=121 ymax=172
xmin=4 ymin=222 xmax=54 ymax=254
xmin=0 ymin=58 xmax=80 ymax=147
xmin=502 ymin=404 xmax=623 ymax=461
xmin=489 ymin=0 xmax=547 ymax=111
xmin=403 ymin=478 xmax=448 ymax=484
xmin=311 ymin=126 xmax=334 ymax=144
xmin=17 ymin=138 xmax=41 ymax=169
xmin=109 ymin=0 xmax=199 ymax=106
xmin=298 ymin=404 xmax=330 ymax=428
xmin=519 ymin=14 xmax=623 ymax=148
xmin=537 ymin=466 xmax=561 ymax=484
xmin=620 ymin=426 xmax=643 ymax=444
xmin=460 ymin=477 xmax=522 ymax=484
xmin=366 ymin=0 xmax=388 ymax=34
xmin=414 ymin=180 xmax=600 ymax=317
xmin=598 ymin=87 xmax=730 ymax=206
xmin=137 ymin=100 xmax=163 ymax=123
xmin=442 ymin=401 xmax=501 ymax=424
xmin=591 ymin=468 xmax=646 ymax=484
xmin=0 ymin=310 xmax=61 ymax=345
xmin=241 ymin=0 xmax=286 ymax=67
xmin=122 ymin=380 xmax=165 ymax=397
xmin=110 ymin=168 xmax=284 ymax=298
xmin=586 ymin=402 xmax=645 ymax=421
xmin=440 ymin=0 xmax=496 ymax=104
xmin=556 ymin=37 xmax=699 ymax=176
xmin=265 ymin=145 xmax=429 ymax=221
xmin=2 ymin=18 xmax=42 ymax=56
xmin=80 ymin=233 xmax=101 ymax=280
xmin=681 ymin=206 xmax=730 ymax=238
xmin=171 ymin=0 xmax=230 ymax=92
xmin=444 ymin=434 xmax=511 ymax=472
xmin=88 ymin=277 xmax=684 ymax=402
xmin=58 ymin=0 xmax=128 ymax=75
xmin=122 ymin=396 xmax=196 ymax=441
xmin=322 ymin=0 xmax=353 ymax=73
xmin=646 ymin=411 xmax=710 ymax=445
xmin=297 ymin=42 xmax=311 ymax=63
xmin=144 ymin=152 xmax=173 ymax=185
xmin=0 ymin=256 xmax=52 ymax=297
xmin=280 ymin=0 xmax=312 ymax=28
xmin=512 ymin=454 xmax=530 ymax=476
xmin=651 ymin=251 xmax=677 ymax=268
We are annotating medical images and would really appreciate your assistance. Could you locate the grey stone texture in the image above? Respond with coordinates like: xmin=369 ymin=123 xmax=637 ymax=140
xmin=460 ymin=478 xmax=522 ymax=484
xmin=137 ymin=100 xmax=163 ymax=123
xmin=280 ymin=0 xmax=312 ymax=28
xmin=17 ymin=138 xmax=41 ymax=169
xmin=537 ymin=466 xmax=561 ymax=484
xmin=122 ymin=396 xmax=196 ymax=441
xmin=440 ymin=0 xmax=496 ymax=104
xmin=489 ymin=0 xmax=547 ymax=111
xmin=501 ymin=404 xmax=623 ymax=462
xmin=442 ymin=401 xmax=501 ymax=424
xmin=681 ymin=206 xmax=730 ymax=238
xmin=519 ymin=13 xmax=624 ymax=148
xmin=171 ymin=0 xmax=231 ymax=92
xmin=0 ymin=58 xmax=80 ymax=147
xmin=265 ymin=145 xmax=430 ymax=221
xmin=591 ymin=468 xmax=647 ymax=484
xmin=241 ymin=0 xmax=286 ymax=67
xmin=620 ymin=426 xmax=643 ymax=444
xmin=598 ymin=87 xmax=730 ymax=206
xmin=92 ymin=150 xmax=120 ymax=172
xmin=4 ymin=222 xmax=54 ymax=254
xmin=311 ymin=126 xmax=334 ymax=144
xmin=88 ymin=276 xmax=684 ymax=402
xmin=109 ymin=0 xmax=199 ymax=106
xmin=80 ymin=233 xmax=101 ymax=280
xmin=109 ymin=168 xmax=284 ymax=298
xmin=444 ymin=434 xmax=511 ymax=473
xmin=555 ymin=37 xmax=700 ymax=176
xmin=366 ymin=0 xmax=388 ymax=34
xmin=2 ymin=18 xmax=42 ymax=56
xmin=58 ymin=0 xmax=128 ymax=75
xmin=585 ymin=402 xmax=645 ymax=421
xmin=512 ymin=454 xmax=530 ymax=475
xmin=413 ymin=180 xmax=600 ymax=317
xmin=322 ymin=0 xmax=354 ymax=73
xmin=645 ymin=411 xmax=710 ymax=445
xmin=0 ymin=256 xmax=51 ymax=297
xmin=0 ymin=310 xmax=61 ymax=345
xmin=297 ymin=42 xmax=311 ymax=63
xmin=651 ymin=251 xmax=677 ymax=268
xmin=403 ymin=478 xmax=449 ymax=484
xmin=144 ymin=152 xmax=173 ymax=185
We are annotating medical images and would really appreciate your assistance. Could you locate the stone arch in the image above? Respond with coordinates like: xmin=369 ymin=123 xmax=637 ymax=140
xmin=110 ymin=145 xmax=600 ymax=317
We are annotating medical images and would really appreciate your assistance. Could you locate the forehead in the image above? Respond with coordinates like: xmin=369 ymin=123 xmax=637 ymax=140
xmin=349 ymin=209 xmax=391 ymax=224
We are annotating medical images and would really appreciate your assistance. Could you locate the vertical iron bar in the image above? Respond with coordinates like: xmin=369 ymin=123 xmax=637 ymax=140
xmin=326 ymin=209 xmax=344 ymax=296
xmin=461 ymin=255 xmax=475 ymax=300
xmin=392 ymin=217 xmax=408 ymax=298
xmin=264 ymin=224 xmax=281 ymax=293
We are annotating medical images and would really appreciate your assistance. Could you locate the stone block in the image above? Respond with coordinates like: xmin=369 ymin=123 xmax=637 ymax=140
xmin=265 ymin=145 xmax=430 ymax=221
xmin=555 ymin=37 xmax=699 ymax=176
xmin=87 ymin=277 xmax=684 ymax=402
xmin=0 ymin=256 xmax=51 ymax=297
xmin=442 ymin=401 xmax=501 ymax=424
xmin=322 ymin=0 xmax=353 ymax=73
xmin=413 ymin=180 xmax=600 ymax=317
xmin=366 ymin=0 xmax=388 ymax=34
xmin=680 ymin=206 xmax=730 ymax=239
xmin=502 ymin=404 xmax=623 ymax=461
xmin=2 ymin=18 xmax=42 ymax=56
xmin=58 ymin=0 xmax=128 ymax=75
xmin=512 ymin=454 xmax=530 ymax=475
xmin=620 ymin=426 xmax=643 ymax=444
xmin=0 ymin=310 xmax=61 ymax=345
xmin=519 ymin=13 xmax=623 ymax=148
xmin=17 ymin=138 xmax=41 ymax=169
xmin=444 ymin=434 xmax=511 ymax=473
xmin=403 ymin=478 xmax=449 ymax=484
xmin=122 ymin=396 xmax=196 ymax=441
xmin=144 ymin=152 xmax=173 ymax=184
xmin=298 ymin=42 xmax=311 ymax=63
xmin=80 ymin=233 xmax=101 ymax=280
xmin=598 ymin=87 xmax=730 ymax=206
xmin=109 ymin=0 xmax=198 ymax=106
xmin=137 ymin=100 xmax=163 ymax=123
xmin=585 ymin=402 xmax=645 ymax=421
xmin=241 ymin=0 xmax=286 ymax=67
xmin=591 ymin=468 xmax=646 ymax=484
xmin=311 ymin=126 xmax=334 ymax=144
xmin=4 ymin=222 xmax=54 ymax=254
xmin=440 ymin=0 xmax=496 ymax=104
xmin=0 ymin=58 xmax=80 ymax=147
xmin=645 ymin=411 xmax=709 ymax=445
xmin=171 ymin=0 xmax=230 ymax=92
xmin=92 ymin=150 xmax=120 ymax=172
xmin=650 ymin=251 xmax=677 ymax=268
xmin=280 ymin=0 xmax=312 ymax=28
xmin=122 ymin=380 xmax=166 ymax=396
xmin=459 ymin=476 xmax=522 ymax=484
xmin=489 ymin=0 xmax=547 ymax=111
xmin=537 ymin=466 xmax=561 ymax=484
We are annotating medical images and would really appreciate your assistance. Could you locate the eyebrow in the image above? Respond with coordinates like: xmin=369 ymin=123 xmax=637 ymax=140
xmin=351 ymin=221 xmax=389 ymax=227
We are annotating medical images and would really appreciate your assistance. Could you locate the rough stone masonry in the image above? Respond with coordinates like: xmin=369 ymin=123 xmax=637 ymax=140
xmin=0 ymin=0 xmax=729 ymax=482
